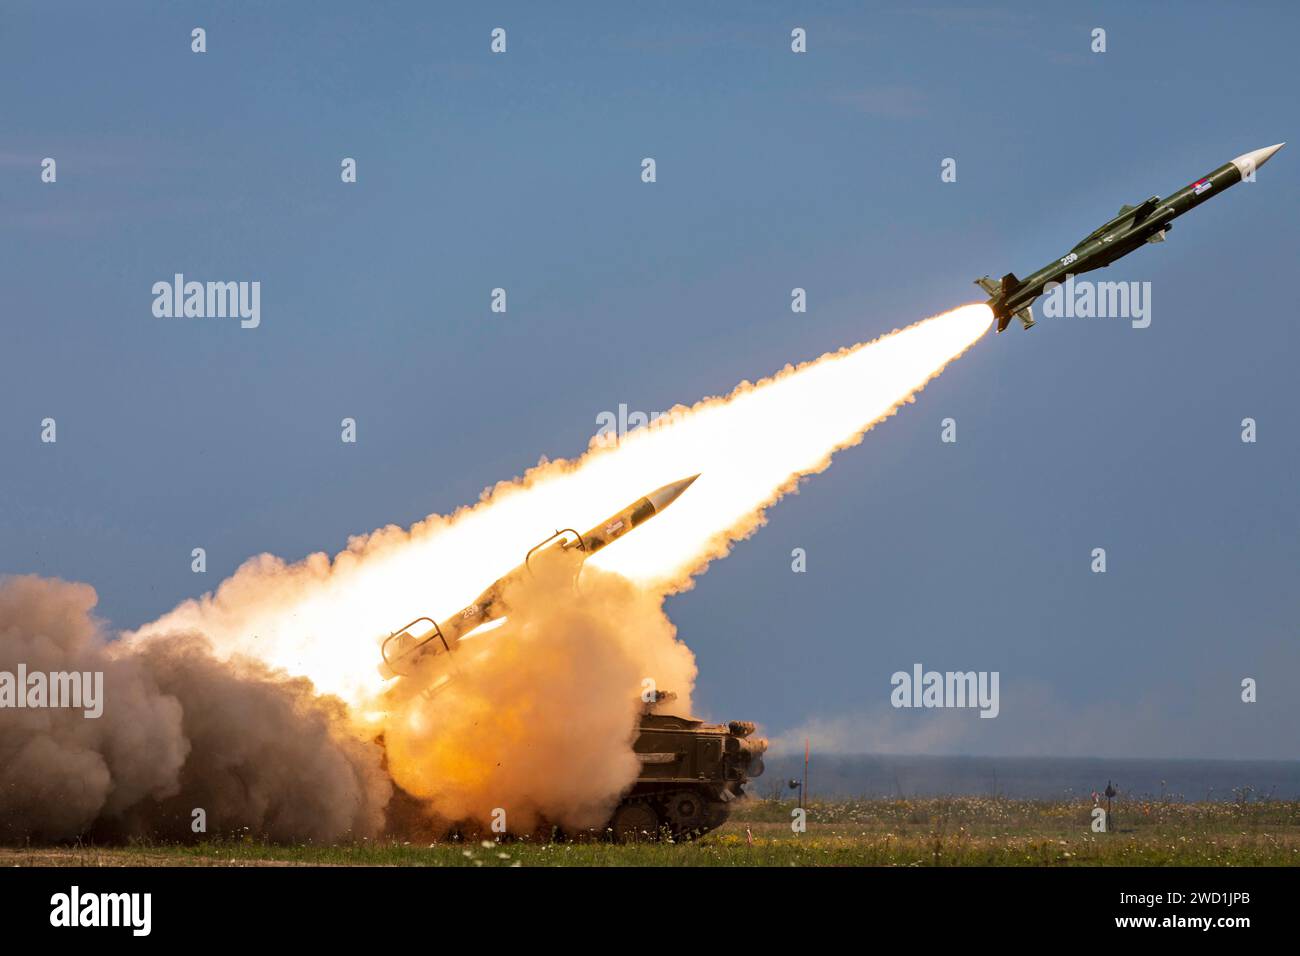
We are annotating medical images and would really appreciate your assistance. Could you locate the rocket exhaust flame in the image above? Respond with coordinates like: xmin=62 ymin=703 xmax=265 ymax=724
xmin=111 ymin=303 xmax=992 ymax=833
xmin=379 ymin=473 xmax=701 ymax=679
xmin=129 ymin=303 xmax=992 ymax=709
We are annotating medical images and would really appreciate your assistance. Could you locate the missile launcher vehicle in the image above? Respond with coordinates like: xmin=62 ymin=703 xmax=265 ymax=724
xmin=606 ymin=692 xmax=766 ymax=842
xmin=373 ymin=473 xmax=766 ymax=842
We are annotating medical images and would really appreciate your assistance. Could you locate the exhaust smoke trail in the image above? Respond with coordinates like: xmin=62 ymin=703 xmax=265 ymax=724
xmin=133 ymin=302 xmax=990 ymax=831
xmin=0 ymin=576 xmax=390 ymax=843
xmin=130 ymin=304 xmax=992 ymax=710
xmin=3 ymin=303 xmax=990 ymax=838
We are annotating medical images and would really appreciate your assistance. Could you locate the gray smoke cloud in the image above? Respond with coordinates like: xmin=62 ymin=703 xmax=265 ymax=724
xmin=0 ymin=575 xmax=390 ymax=843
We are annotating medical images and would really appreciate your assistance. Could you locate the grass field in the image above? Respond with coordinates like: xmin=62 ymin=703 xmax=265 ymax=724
xmin=6 ymin=797 xmax=1299 ymax=867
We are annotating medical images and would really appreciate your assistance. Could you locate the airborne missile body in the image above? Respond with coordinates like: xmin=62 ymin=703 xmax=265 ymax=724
xmin=379 ymin=474 xmax=698 ymax=679
xmin=977 ymin=143 xmax=1285 ymax=332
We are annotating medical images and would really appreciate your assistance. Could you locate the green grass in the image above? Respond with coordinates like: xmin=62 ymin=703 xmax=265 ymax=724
xmin=7 ymin=797 xmax=1299 ymax=866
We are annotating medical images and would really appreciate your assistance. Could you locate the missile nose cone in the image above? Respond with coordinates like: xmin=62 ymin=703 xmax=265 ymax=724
xmin=1231 ymin=143 xmax=1285 ymax=177
xmin=645 ymin=474 xmax=699 ymax=513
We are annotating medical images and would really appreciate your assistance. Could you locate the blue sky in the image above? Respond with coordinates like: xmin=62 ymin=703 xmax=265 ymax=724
xmin=2 ymin=1 xmax=1297 ymax=758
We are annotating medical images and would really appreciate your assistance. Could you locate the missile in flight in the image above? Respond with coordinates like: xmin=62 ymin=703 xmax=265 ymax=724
xmin=978 ymin=143 xmax=1285 ymax=332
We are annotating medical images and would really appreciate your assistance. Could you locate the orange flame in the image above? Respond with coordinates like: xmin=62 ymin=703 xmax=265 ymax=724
xmin=128 ymin=303 xmax=993 ymax=715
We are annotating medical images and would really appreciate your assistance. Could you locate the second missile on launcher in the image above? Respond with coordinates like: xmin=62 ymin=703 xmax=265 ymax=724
xmin=379 ymin=474 xmax=699 ymax=679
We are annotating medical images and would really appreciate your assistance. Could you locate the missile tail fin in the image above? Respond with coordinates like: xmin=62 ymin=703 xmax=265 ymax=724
xmin=978 ymin=274 xmax=1026 ymax=333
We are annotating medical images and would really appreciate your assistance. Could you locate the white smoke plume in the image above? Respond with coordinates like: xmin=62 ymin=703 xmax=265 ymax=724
xmin=4 ymin=304 xmax=992 ymax=840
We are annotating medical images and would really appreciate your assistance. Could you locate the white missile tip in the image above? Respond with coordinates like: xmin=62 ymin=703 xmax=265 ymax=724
xmin=1231 ymin=143 xmax=1285 ymax=177
xmin=646 ymin=474 xmax=700 ymax=512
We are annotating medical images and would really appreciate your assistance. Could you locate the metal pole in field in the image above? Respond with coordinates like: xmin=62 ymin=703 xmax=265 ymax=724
xmin=803 ymin=738 xmax=810 ymax=811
